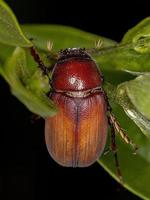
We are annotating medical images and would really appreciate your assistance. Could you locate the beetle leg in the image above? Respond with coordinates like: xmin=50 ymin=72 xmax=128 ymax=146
xmin=108 ymin=116 xmax=123 ymax=184
xmin=30 ymin=46 xmax=50 ymax=76
xmin=109 ymin=112 xmax=138 ymax=154
xmin=101 ymin=89 xmax=138 ymax=153
xmin=30 ymin=46 xmax=56 ymax=86
xmin=30 ymin=37 xmax=58 ymax=64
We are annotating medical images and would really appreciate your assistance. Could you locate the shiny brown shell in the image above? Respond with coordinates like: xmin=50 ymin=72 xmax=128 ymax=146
xmin=45 ymin=92 xmax=108 ymax=167
xmin=45 ymin=48 xmax=108 ymax=167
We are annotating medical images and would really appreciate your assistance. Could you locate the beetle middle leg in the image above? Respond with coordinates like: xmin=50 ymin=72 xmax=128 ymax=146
xmin=109 ymin=112 xmax=138 ymax=154
xmin=102 ymin=90 xmax=138 ymax=153
xmin=30 ymin=46 xmax=50 ymax=76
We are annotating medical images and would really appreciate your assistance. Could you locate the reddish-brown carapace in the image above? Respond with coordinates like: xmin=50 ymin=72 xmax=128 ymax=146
xmin=30 ymin=47 xmax=138 ymax=181
xmin=45 ymin=49 xmax=107 ymax=167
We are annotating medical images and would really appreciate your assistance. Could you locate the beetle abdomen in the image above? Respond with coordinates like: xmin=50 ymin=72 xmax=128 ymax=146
xmin=45 ymin=92 xmax=108 ymax=167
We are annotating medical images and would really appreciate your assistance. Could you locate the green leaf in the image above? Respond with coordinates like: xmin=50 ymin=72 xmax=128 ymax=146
xmin=122 ymin=17 xmax=150 ymax=54
xmin=1 ymin=47 xmax=57 ymax=117
xmin=99 ymin=103 xmax=150 ymax=200
xmin=91 ymin=18 xmax=150 ymax=75
xmin=94 ymin=42 xmax=150 ymax=75
xmin=122 ymin=17 xmax=150 ymax=44
xmin=126 ymin=75 xmax=150 ymax=120
xmin=0 ymin=43 xmax=14 ymax=63
xmin=110 ymin=75 xmax=150 ymax=199
xmin=0 ymin=23 xmax=150 ymax=199
xmin=22 ymin=24 xmax=116 ymax=51
xmin=116 ymin=81 xmax=150 ymax=139
xmin=0 ymin=0 xmax=32 ymax=47
xmin=123 ymin=70 xmax=150 ymax=76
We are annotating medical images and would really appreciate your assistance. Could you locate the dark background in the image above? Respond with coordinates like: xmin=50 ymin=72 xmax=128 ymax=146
xmin=1 ymin=0 xmax=149 ymax=199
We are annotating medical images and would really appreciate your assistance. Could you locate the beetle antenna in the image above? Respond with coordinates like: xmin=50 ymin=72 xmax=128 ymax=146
xmin=85 ymin=39 xmax=103 ymax=54
xmin=95 ymin=39 xmax=103 ymax=49
xmin=46 ymin=41 xmax=59 ymax=61
xmin=47 ymin=40 xmax=53 ymax=52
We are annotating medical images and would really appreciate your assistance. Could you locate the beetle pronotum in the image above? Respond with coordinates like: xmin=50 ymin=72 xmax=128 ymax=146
xmin=30 ymin=45 xmax=138 ymax=182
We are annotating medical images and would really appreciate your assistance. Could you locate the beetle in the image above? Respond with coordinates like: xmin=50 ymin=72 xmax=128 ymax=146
xmin=30 ymin=46 xmax=138 ymax=181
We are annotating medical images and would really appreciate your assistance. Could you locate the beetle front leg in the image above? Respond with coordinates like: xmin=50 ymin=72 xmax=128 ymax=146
xmin=30 ymin=46 xmax=50 ymax=76
xmin=30 ymin=46 xmax=57 ymax=86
